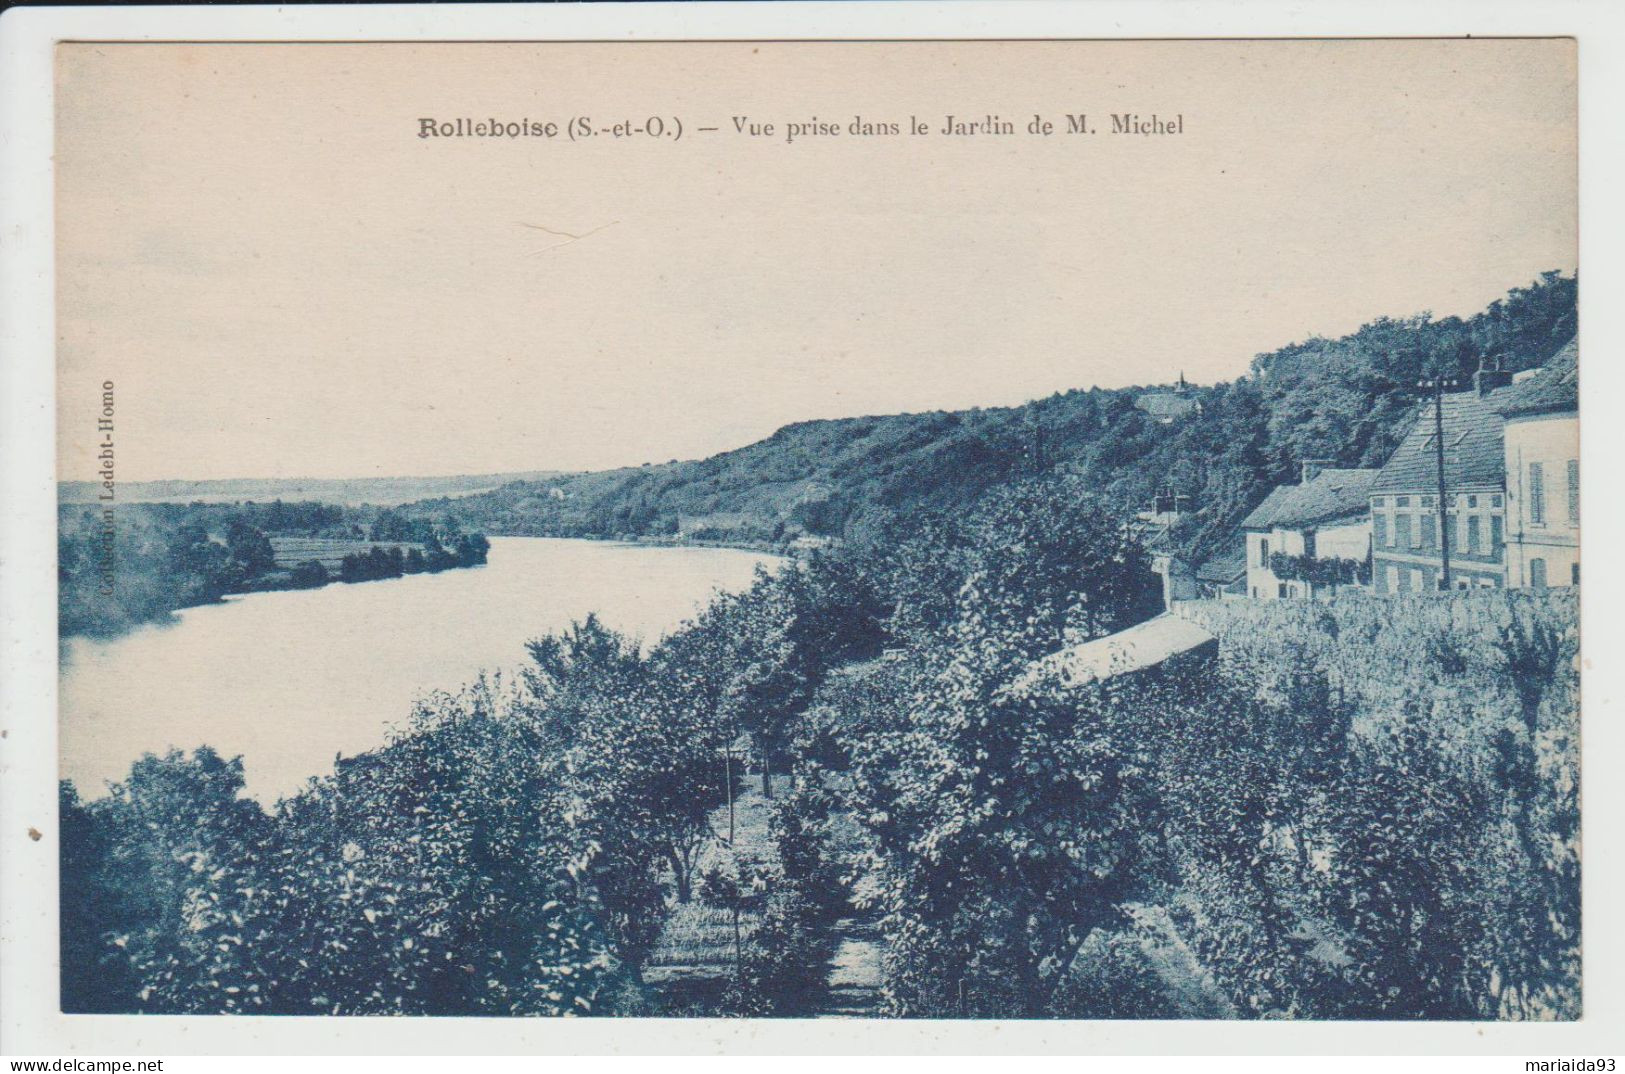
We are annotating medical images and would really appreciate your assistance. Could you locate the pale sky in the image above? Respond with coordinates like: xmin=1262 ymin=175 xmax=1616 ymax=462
xmin=56 ymin=40 xmax=1576 ymax=483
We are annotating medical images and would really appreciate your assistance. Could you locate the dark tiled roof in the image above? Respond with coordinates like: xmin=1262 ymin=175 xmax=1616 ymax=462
xmin=1371 ymin=389 xmax=1509 ymax=494
xmin=1241 ymin=468 xmax=1380 ymax=530
xmin=1493 ymin=338 xmax=1577 ymax=418
xmin=1239 ymin=485 xmax=1294 ymax=530
xmin=1196 ymin=545 xmax=1246 ymax=584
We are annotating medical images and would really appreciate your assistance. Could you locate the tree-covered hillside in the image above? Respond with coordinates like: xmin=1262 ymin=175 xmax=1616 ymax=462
xmin=404 ymin=272 xmax=1575 ymax=565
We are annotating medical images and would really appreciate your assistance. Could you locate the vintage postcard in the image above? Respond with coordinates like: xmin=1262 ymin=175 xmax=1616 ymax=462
xmin=2 ymin=11 xmax=1612 ymax=1057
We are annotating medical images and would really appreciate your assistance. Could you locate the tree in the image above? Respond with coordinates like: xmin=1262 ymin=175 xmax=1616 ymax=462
xmin=226 ymin=520 xmax=276 ymax=578
xmin=167 ymin=521 xmax=232 ymax=603
xmin=93 ymin=748 xmax=271 ymax=1012
xmin=843 ymin=482 xmax=1166 ymax=1016
xmin=59 ymin=782 xmax=140 ymax=1012
xmin=519 ymin=615 xmax=729 ymax=962
xmin=369 ymin=509 xmax=411 ymax=542
xmin=455 ymin=532 xmax=491 ymax=566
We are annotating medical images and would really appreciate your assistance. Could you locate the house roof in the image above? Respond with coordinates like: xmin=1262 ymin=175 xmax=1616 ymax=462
xmin=1196 ymin=545 xmax=1246 ymax=584
xmin=1493 ymin=338 xmax=1577 ymax=419
xmin=1371 ymin=388 xmax=1510 ymax=495
xmin=1241 ymin=468 xmax=1380 ymax=530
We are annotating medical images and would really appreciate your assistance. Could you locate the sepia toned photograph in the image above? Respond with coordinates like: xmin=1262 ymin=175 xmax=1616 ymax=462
xmin=45 ymin=35 xmax=1580 ymax=1026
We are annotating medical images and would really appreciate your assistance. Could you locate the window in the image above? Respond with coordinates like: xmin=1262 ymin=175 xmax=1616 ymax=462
xmin=1396 ymin=513 xmax=1410 ymax=549
xmin=1373 ymin=514 xmax=1388 ymax=547
xmin=1468 ymin=495 xmax=1478 ymax=508
xmin=1493 ymin=494 xmax=1503 ymax=508
xmin=1530 ymin=558 xmax=1548 ymax=589
xmin=1491 ymin=515 xmax=1502 ymax=553
xmin=1258 ymin=537 xmax=1269 ymax=566
xmin=1413 ymin=513 xmax=1424 ymax=548
xmin=1568 ymin=459 xmax=1579 ymax=524
xmin=1573 ymin=563 xmax=1581 ymax=586
xmin=1468 ymin=516 xmax=1482 ymax=555
xmin=1421 ymin=514 xmax=1436 ymax=551
xmin=1530 ymin=462 xmax=1546 ymax=524
xmin=1397 ymin=567 xmax=1411 ymax=593
xmin=1278 ymin=582 xmax=1289 ymax=599
xmin=1396 ymin=496 xmax=1411 ymax=507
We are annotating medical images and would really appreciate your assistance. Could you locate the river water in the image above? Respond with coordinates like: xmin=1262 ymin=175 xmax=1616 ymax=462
xmin=59 ymin=537 xmax=780 ymax=803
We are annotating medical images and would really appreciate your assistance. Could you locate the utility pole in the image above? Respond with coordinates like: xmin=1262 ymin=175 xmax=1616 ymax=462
xmin=723 ymin=733 xmax=737 ymax=845
xmin=1418 ymin=375 xmax=1460 ymax=590
xmin=1028 ymin=400 xmax=1046 ymax=475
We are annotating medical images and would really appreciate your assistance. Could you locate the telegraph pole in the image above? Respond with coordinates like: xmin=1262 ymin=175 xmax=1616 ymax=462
xmin=1418 ymin=376 xmax=1460 ymax=590
xmin=1028 ymin=400 xmax=1047 ymax=475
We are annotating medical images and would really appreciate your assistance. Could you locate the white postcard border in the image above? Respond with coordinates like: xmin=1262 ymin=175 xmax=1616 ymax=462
xmin=4 ymin=0 xmax=1624 ymax=1057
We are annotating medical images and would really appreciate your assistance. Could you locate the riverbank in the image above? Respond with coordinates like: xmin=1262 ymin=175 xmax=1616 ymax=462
xmin=60 ymin=536 xmax=782 ymax=802
xmin=483 ymin=527 xmax=830 ymax=559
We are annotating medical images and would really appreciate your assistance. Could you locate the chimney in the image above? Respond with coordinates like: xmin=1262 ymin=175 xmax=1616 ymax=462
xmin=1301 ymin=458 xmax=1333 ymax=484
xmin=1475 ymin=354 xmax=1513 ymax=396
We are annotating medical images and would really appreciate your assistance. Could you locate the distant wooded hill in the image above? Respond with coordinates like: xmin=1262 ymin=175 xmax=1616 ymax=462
xmin=401 ymin=272 xmax=1576 ymax=566
xmin=59 ymin=471 xmax=561 ymax=508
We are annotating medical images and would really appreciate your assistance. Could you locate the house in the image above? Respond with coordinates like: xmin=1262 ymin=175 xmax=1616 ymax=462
xmin=677 ymin=512 xmax=752 ymax=536
xmin=1241 ymin=461 xmax=1379 ymax=599
xmin=1135 ymin=373 xmax=1202 ymax=424
xmin=1369 ymin=361 xmax=1514 ymax=593
xmin=1133 ymin=492 xmax=1198 ymax=609
xmin=1195 ymin=546 xmax=1247 ymax=600
xmin=1494 ymin=338 xmax=1578 ymax=588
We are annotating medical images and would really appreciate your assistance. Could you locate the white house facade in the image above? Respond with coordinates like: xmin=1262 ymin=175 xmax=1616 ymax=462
xmin=1241 ymin=463 xmax=1379 ymax=600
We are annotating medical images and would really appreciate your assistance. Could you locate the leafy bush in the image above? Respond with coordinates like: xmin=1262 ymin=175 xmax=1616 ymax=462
xmin=1267 ymin=550 xmax=1369 ymax=588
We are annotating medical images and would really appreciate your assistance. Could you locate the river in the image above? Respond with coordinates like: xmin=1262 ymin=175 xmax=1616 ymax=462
xmin=59 ymin=537 xmax=782 ymax=803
